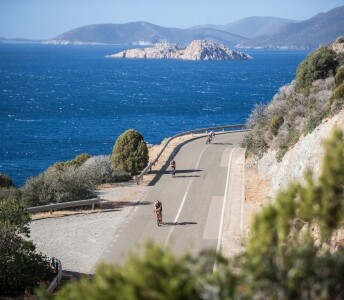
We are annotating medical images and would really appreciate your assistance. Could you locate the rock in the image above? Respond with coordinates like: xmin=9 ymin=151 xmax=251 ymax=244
xmin=258 ymin=109 xmax=344 ymax=197
xmin=106 ymin=40 xmax=252 ymax=61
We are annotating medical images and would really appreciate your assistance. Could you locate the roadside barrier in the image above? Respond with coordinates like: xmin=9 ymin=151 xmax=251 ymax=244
xmin=46 ymin=257 xmax=62 ymax=293
xmin=27 ymin=197 xmax=100 ymax=214
xmin=135 ymin=123 xmax=250 ymax=184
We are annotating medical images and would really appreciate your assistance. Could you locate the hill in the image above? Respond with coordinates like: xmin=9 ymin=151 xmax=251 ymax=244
xmin=46 ymin=21 xmax=247 ymax=47
xmin=189 ymin=16 xmax=296 ymax=39
xmin=236 ymin=6 xmax=344 ymax=49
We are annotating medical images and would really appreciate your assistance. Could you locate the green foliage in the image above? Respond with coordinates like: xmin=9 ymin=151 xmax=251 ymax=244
xmin=51 ymin=242 xmax=236 ymax=300
xmin=21 ymin=167 xmax=94 ymax=207
xmin=329 ymin=82 xmax=344 ymax=115
xmin=269 ymin=115 xmax=284 ymax=136
xmin=0 ymin=198 xmax=30 ymax=237
xmin=240 ymin=129 xmax=267 ymax=158
xmin=335 ymin=66 xmax=344 ymax=86
xmin=53 ymin=153 xmax=91 ymax=171
xmin=0 ymin=198 xmax=54 ymax=297
xmin=0 ymin=173 xmax=15 ymax=188
xmin=111 ymin=129 xmax=149 ymax=175
xmin=0 ymin=227 xmax=54 ymax=297
xmin=296 ymin=46 xmax=338 ymax=90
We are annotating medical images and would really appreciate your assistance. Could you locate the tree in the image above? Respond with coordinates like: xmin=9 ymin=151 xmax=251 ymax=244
xmin=0 ymin=173 xmax=15 ymax=188
xmin=0 ymin=198 xmax=54 ymax=297
xmin=111 ymin=129 xmax=149 ymax=175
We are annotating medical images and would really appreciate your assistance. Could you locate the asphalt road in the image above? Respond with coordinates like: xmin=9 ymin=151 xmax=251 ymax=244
xmin=97 ymin=131 xmax=246 ymax=267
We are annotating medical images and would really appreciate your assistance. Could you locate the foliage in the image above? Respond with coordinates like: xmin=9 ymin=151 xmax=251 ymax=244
xmin=53 ymin=153 xmax=91 ymax=171
xmin=79 ymin=155 xmax=132 ymax=185
xmin=335 ymin=66 xmax=344 ymax=86
xmin=0 ymin=197 xmax=30 ymax=237
xmin=0 ymin=227 xmax=54 ymax=297
xmin=296 ymin=46 xmax=338 ymax=90
xmin=21 ymin=166 xmax=94 ymax=207
xmin=0 ymin=198 xmax=54 ymax=297
xmin=269 ymin=115 xmax=284 ymax=136
xmin=48 ymin=242 xmax=236 ymax=300
xmin=0 ymin=173 xmax=15 ymax=188
xmin=111 ymin=129 xmax=149 ymax=175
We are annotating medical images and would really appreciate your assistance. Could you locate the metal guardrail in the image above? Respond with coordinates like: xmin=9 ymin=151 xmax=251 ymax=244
xmin=46 ymin=257 xmax=62 ymax=293
xmin=27 ymin=197 xmax=100 ymax=214
xmin=135 ymin=123 xmax=250 ymax=183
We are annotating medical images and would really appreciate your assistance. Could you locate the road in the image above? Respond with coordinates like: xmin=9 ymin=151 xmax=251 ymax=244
xmin=97 ymin=131 xmax=246 ymax=267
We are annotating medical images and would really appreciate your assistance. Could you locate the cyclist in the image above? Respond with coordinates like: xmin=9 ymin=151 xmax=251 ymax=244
xmin=154 ymin=200 xmax=163 ymax=226
xmin=170 ymin=159 xmax=176 ymax=177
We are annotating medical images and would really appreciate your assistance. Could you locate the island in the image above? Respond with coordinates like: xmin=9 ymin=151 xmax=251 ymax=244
xmin=106 ymin=40 xmax=252 ymax=61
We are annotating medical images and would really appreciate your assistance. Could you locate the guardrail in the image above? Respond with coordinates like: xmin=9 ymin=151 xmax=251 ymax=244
xmin=46 ymin=257 xmax=62 ymax=293
xmin=27 ymin=197 xmax=100 ymax=214
xmin=135 ymin=123 xmax=250 ymax=183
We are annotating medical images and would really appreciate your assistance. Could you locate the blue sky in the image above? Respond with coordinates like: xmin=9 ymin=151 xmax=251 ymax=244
xmin=1 ymin=0 xmax=343 ymax=39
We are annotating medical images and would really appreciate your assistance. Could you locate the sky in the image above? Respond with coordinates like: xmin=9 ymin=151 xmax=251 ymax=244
xmin=1 ymin=0 xmax=343 ymax=40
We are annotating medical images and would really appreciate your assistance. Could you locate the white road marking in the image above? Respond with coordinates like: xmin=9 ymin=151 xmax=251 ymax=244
xmin=213 ymin=146 xmax=237 ymax=272
xmin=164 ymin=144 xmax=209 ymax=249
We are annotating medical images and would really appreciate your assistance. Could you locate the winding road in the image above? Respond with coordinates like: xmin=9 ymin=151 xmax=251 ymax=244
xmin=97 ymin=131 xmax=246 ymax=267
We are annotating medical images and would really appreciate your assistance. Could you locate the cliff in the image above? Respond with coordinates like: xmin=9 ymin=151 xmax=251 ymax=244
xmin=107 ymin=40 xmax=252 ymax=61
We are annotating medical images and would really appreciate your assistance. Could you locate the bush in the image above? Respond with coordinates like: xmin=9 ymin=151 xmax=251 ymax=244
xmin=53 ymin=153 xmax=91 ymax=171
xmin=269 ymin=115 xmax=284 ymax=136
xmin=79 ymin=155 xmax=132 ymax=185
xmin=335 ymin=66 xmax=344 ymax=86
xmin=0 ymin=198 xmax=54 ymax=297
xmin=21 ymin=166 xmax=94 ymax=207
xmin=296 ymin=46 xmax=338 ymax=90
xmin=111 ymin=129 xmax=149 ymax=175
xmin=0 ymin=173 xmax=15 ymax=188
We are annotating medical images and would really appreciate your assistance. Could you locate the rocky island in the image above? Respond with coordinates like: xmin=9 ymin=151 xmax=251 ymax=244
xmin=106 ymin=40 xmax=252 ymax=61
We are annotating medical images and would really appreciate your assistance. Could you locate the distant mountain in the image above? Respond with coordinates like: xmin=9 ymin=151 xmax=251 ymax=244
xmin=190 ymin=16 xmax=297 ymax=39
xmin=46 ymin=21 xmax=247 ymax=47
xmin=107 ymin=40 xmax=252 ymax=61
xmin=236 ymin=6 xmax=344 ymax=49
xmin=0 ymin=36 xmax=41 ymax=43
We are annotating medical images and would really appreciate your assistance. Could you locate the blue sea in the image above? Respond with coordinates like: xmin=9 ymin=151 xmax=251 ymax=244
xmin=0 ymin=44 xmax=308 ymax=186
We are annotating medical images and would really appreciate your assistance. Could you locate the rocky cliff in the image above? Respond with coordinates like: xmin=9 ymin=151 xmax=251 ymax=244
xmin=106 ymin=40 xmax=252 ymax=61
xmin=258 ymin=109 xmax=344 ymax=197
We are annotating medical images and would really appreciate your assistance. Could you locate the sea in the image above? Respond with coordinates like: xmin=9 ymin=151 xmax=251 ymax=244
xmin=0 ymin=44 xmax=309 ymax=187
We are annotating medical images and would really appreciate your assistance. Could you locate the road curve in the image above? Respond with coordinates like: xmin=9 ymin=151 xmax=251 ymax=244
xmin=97 ymin=131 xmax=246 ymax=267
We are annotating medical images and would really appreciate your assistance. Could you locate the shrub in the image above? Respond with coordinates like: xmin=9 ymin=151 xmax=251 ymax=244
xmin=269 ymin=115 xmax=284 ymax=136
xmin=296 ymin=46 xmax=338 ymax=90
xmin=335 ymin=66 xmax=344 ymax=86
xmin=21 ymin=166 xmax=94 ymax=207
xmin=0 ymin=173 xmax=15 ymax=188
xmin=79 ymin=155 xmax=131 ymax=185
xmin=0 ymin=198 xmax=54 ymax=297
xmin=53 ymin=153 xmax=91 ymax=171
xmin=329 ymin=82 xmax=344 ymax=115
xmin=111 ymin=129 xmax=149 ymax=175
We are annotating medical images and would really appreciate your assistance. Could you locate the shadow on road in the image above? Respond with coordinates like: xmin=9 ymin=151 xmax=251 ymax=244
xmin=100 ymin=200 xmax=152 ymax=211
xmin=211 ymin=142 xmax=233 ymax=145
xmin=161 ymin=221 xmax=197 ymax=226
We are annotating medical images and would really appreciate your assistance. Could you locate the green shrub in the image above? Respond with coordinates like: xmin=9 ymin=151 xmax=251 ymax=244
xmin=335 ymin=66 xmax=344 ymax=86
xmin=329 ymin=82 xmax=344 ymax=115
xmin=296 ymin=46 xmax=338 ymax=90
xmin=240 ymin=129 xmax=267 ymax=158
xmin=21 ymin=167 xmax=94 ymax=207
xmin=269 ymin=115 xmax=284 ymax=136
xmin=53 ymin=153 xmax=91 ymax=171
xmin=304 ymin=108 xmax=329 ymax=134
xmin=0 ymin=198 xmax=54 ymax=297
xmin=111 ymin=129 xmax=149 ymax=175
xmin=0 ymin=173 xmax=15 ymax=188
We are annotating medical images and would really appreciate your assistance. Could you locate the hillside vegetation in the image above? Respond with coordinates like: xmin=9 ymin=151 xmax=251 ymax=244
xmin=242 ymin=37 xmax=344 ymax=161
